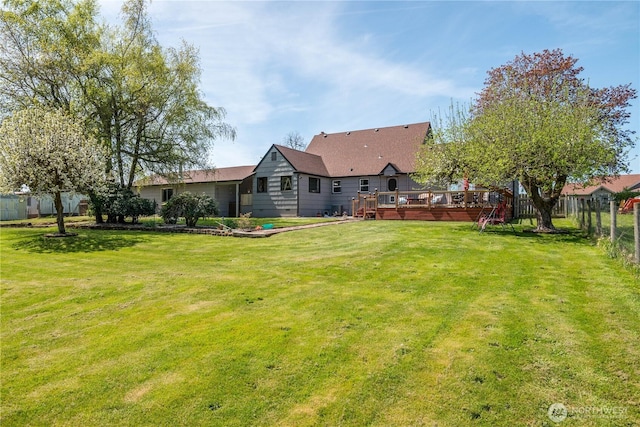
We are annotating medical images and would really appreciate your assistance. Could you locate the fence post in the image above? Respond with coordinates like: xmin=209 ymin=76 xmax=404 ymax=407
xmin=634 ymin=202 xmax=639 ymax=264
xmin=610 ymin=200 xmax=617 ymax=243
xmin=587 ymin=199 xmax=593 ymax=235
xmin=595 ymin=199 xmax=602 ymax=236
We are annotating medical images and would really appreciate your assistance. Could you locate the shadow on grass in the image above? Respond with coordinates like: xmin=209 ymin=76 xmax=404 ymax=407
xmin=478 ymin=224 xmax=591 ymax=245
xmin=13 ymin=230 xmax=149 ymax=254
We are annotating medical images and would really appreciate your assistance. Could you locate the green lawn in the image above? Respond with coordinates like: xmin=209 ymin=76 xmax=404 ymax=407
xmin=581 ymin=211 xmax=636 ymax=256
xmin=1 ymin=220 xmax=638 ymax=426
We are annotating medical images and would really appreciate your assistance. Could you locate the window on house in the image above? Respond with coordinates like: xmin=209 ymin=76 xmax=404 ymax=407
xmin=257 ymin=177 xmax=268 ymax=193
xmin=271 ymin=151 xmax=277 ymax=161
xmin=388 ymin=178 xmax=397 ymax=192
xmin=309 ymin=177 xmax=320 ymax=193
xmin=332 ymin=180 xmax=341 ymax=193
xmin=162 ymin=188 xmax=173 ymax=202
xmin=280 ymin=176 xmax=292 ymax=191
xmin=360 ymin=179 xmax=369 ymax=192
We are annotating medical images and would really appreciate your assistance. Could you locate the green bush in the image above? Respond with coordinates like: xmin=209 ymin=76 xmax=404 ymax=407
xmin=89 ymin=184 xmax=156 ymax=223
xmin=221 ymin=218 xmax=237 ymax=229
xmin=161 ymin=192 xmax=218 ymax=227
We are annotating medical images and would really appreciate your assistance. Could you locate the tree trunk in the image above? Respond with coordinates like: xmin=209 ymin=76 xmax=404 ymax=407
xmin=54 ymin=191 xmax=66 ymax=234
xmin=521 ymin=176 xmax=563 ymax=232
xmin=89 ymin=191 xmax=104 ymax=223
xmin=535 ymin=202 xmax=555 ymax=232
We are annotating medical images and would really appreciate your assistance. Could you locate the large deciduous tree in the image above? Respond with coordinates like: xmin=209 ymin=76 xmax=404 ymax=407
xmin=414 ymin=49 xmax=637 ymax=231
xmin=85 ymin=0 xmax=236 ymax=190
xmin=0 ymin=0 xmax=101 ymax=115
xmin=1 ymin=0 xmax=235 ymax=223
xmin=0 ymin=107 xmax=105 ymax=234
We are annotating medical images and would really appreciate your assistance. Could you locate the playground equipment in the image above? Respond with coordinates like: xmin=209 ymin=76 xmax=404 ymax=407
xmin=477 ymin=201 xmax=515 ymax=232
xmin=620 ymin=197 xmax=640 ymax=214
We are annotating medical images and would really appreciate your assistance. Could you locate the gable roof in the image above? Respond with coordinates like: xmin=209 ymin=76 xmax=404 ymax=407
xmin=139 ymin=165 xmax=255 ymax=187
xmin=562 ymin=174 xmax=640 ymax=196
xmin=273 ymin=145 xmax=330 ymax=177
xmin=305 ymin=122 xmax=430 ymax=177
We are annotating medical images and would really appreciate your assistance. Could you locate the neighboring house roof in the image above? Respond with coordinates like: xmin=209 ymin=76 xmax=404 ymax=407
xmin=305 ymin=122 xmax=431 ymax=177
xmin=562 ymin=174 xmax=640 ymax=196
xmin=139 ymin=165 xmax=256 ymax=186
xmin=272 ymin=145 xmax=330 ymax=177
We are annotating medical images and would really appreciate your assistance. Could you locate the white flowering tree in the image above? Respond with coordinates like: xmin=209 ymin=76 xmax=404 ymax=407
xmin=0 ymin=107 xmax=105 ymax=234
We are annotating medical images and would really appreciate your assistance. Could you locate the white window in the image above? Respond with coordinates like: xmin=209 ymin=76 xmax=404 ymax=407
xmin=332 ymin=180 xmax=341 ymax=193
xmin=360 ymin=179 xmax=369 ymax=192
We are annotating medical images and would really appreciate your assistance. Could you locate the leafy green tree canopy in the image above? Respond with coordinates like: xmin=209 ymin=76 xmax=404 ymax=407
xmin=414 ymin=49 xmax=637 ymax=231
xmin=1 ymin=0 xmax=236 ymax=224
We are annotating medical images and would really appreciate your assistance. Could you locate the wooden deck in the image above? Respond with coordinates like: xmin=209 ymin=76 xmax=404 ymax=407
xmin=353 ymin=189 xmax=513 ymax=222
xmin=376 ymin=206 xmax=484 ymax=221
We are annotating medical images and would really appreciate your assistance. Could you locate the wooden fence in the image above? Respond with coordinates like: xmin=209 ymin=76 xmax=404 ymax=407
xmin=515 ymin=196 xmax=566 ymax=219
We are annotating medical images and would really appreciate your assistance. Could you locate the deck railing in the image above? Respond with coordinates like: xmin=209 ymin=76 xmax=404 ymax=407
xmin=352 ymin=189 xmax=513 ymax=218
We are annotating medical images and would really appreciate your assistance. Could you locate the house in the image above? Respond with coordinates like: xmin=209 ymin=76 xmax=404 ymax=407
xmin=562 ymin=174 xmax=640 ymax=208
xmin=137 ymin=165 xmax=255 ymax=217
xmin=136 ymin=122 xmax=432 ymax=218
xmin=252 ymin=122 xmax=431 ymax=217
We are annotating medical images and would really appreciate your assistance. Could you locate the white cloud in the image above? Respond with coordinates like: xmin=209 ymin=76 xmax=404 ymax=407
xmin=95 ymin=1 xmax=639 ymax=171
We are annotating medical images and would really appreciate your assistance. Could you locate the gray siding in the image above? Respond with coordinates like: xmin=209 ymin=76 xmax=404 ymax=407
xmin=297 ymin=175 xmax=332 ymax=217
xmin=328 ymin=174 xmax=423 ymax=215
xmin=252 ymin=148 xmax=298 ymax=217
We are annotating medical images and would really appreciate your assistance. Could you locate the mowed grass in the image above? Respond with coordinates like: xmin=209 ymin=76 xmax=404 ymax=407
xmin=1 ymin=220 xmax=638 ymax=426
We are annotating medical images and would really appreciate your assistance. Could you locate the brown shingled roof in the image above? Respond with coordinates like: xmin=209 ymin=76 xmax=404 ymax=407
xmin=273 ymin=145 xmax=330 ymax=176
xmin=139 ymin=165 xmax=255 ymax=186
xmin=562 ymin=174 xmax=640 ymax=196
xmin=305 ymin=122 xmax=430 ymax=177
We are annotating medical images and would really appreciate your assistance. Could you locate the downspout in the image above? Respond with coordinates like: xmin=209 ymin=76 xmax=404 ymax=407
xmin=235 ymin=182 xmax=240 ymax=217
xmin=296 ymin=173 xmax=300 ymax=217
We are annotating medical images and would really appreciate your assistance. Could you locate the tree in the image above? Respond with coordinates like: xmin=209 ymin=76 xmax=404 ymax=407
xmin=282 ymin=131 xmax=306 ymax=150
xmin=160 ymin=192 xmax=218 ymax=227
xmin=1 ymin=0 xmax=236 ymax=224
xmin=90 ymin=183 xmax=156 ymax=224
xmin=0 ymin=107 xmax=105 ymax=234
xmin=414 ymin=49 xmax=637 ymax=231
xmin=0 ymin=0 xmax=101 ymax=115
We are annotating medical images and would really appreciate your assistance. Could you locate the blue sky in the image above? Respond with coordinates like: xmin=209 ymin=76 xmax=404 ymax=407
xmin=98 ymin=1 xmax=640 ymax=174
